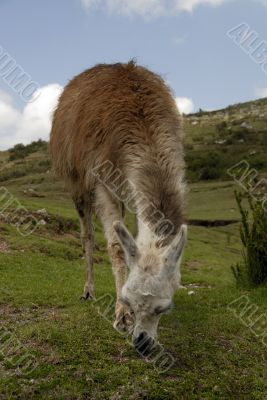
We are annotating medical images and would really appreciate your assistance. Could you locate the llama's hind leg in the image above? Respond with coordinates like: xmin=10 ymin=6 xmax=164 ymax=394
xmin=74 ymin=195 xmax=95 ymax=300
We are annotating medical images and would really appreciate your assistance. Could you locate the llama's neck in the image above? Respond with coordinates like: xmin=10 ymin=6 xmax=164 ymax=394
xmin=131 ymin=166 xmax=185 ymax=243
xmin=136 ymin=218 xmax=159 ymax=250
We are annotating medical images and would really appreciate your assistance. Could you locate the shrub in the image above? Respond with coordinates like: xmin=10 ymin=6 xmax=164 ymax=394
xmin=250 ymin=154 xmax=267 ymax=170
xmin=9 ymin=140 xmax=47 ymax=161
xmin=199 ymin=166 xmax=222 ymax=180
xmin=0 ymin=169 xmax=27 ymax=182
xmin=232 ymin=191 xmax=267 ymax=287
xmin=216 ymin=121 xmax=227 ymax=134
xmin=231 ymin=129 xmax=246 ymax=141
xmin=192 ymin=136 xmax=203 ymax=143
xmin=9 ymin=144 xmax=28 ymax=161
xmin=198 ymin=152 xmax=224 ymax=180
xmin=0 ymin=159 xmax=51 ymax=182
xmin=186 ymin=151 xmax=225 ymax=181
xmin=38 ymin=159 xmax=51 ymax=169
xmin=185 ymin=143 xmax=194 ymax=151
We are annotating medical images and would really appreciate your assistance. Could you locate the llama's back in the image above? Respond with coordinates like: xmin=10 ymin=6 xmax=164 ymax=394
xmin=50 ymin=61 xmax=183 ymax=190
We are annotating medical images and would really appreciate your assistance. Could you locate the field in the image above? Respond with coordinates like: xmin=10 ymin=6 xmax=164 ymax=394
xmin=0 ymin=99 xmax=267 ymax=399
xmin=0 ymin=172 xmax=266 ymax=399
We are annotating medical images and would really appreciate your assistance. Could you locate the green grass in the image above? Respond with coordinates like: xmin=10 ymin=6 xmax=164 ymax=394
xmin=188 ymin=181 xmax=241 ymax=220
xmin=1 ymin=96 xmax=267 ymax=398
xmin=0 ymin=174 xmax=267 ymax=399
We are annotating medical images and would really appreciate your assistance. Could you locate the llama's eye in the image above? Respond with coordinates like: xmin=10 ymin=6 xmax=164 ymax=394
xmin=154 ymin=307 xmax=162 ymax=315
xmin=154 ymin=304 xmax=172 ymax=315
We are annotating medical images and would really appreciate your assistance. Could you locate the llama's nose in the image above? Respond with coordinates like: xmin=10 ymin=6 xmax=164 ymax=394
xmin=133 ymin=332 xmax=155 ymax=356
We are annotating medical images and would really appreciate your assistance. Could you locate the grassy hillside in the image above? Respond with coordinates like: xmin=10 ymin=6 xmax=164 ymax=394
xmin=0 ymin=99 xmax=266 ymax=399
xmin=1 ymin=97 xmax=267 ymax=184
xmin=185 ymin=97 xmax=267 ymax=181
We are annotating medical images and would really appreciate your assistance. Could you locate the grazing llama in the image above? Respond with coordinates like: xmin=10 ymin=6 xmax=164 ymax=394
xmin=50 ymin=61 xmax=187 ymax=355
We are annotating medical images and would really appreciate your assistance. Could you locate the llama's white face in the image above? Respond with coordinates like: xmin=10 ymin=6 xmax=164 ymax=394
xmin=114 ymin=222 xmax=187 ymax=356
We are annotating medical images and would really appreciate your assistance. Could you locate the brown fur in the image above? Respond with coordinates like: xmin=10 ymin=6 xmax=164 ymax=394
xmin=50 ymin=60 xmax=185 ymax=233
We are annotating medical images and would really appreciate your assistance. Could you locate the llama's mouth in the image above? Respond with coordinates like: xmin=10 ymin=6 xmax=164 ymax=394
xmin=133 ymin=332 xmax=155 ymax=356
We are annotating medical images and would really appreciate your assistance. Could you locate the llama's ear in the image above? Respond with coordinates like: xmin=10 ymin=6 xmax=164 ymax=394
xmin=113 ymin=221 xmax=139 ymax=267
xmin=164 ymin=224 xmax=187 ymax=271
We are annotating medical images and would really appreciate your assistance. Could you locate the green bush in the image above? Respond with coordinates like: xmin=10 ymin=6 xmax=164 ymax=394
xmin=184 ymin=143 xmax=194 ymax=151
xmin=9 ymin=144 xmax=28 ymax=160
xmin=199 ymin=165 xmax=223 ymax=180
xmin=0 ymin=159 xmax=51 ymax=182
xmin=0 ymin=168 xmax=27 ymax=182
xmin=216 ymin=121 xmax=228 ymax=134
xmin=186 ymin=151 xmax=224 ymax=181
xmin=38 ymin=159 xmax=51 ymax=169
xmin=232 ymin=191 xmax=267 ymax=287
xmin=8 ymin=140 xmax=48 ymax=161
xmin=250 ymin=154 xmax=267 ymax=170
xmin=231 ymin=129 xmax=246 ymax=141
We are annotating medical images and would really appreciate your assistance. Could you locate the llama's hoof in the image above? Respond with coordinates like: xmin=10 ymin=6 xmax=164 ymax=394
xmin=113 ymin=307 xmax=134 ymax=333
xmin=80 ymin=291 xmax=94 ymax=301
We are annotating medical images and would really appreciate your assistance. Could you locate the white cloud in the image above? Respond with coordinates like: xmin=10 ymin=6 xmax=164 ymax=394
xmin=82 ymin=0 xmax=267 ymax=17
xmin=255 ymin=87 xmax=267 ymax=98
xmin=81 ymin=0 xmax=231 ymax=18
xmin=174 ymin=0 xmax=227 ymax=12
xmin=0 ymin=84 xmax=63 ymax=150
xmin=175 ymin=97 xmax=194 ymax=114
xmin=0 ymin=92 xmax=21 ymax=133
xmin=82 ymin=0 xmax=167 ymax=18
xmin=172 ymin=36 xmax=185 ymax=45
xmin=256 ymin=0 xmax=267 ymax=6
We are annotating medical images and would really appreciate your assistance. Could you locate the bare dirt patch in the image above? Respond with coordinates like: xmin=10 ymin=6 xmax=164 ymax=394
xmin=0 ymin=209 xmax=79 ymax=235
xmin=0 ymin=240 xmax=9 ymax=253
xmin=0 ymin=304 xmax=62 ymax=326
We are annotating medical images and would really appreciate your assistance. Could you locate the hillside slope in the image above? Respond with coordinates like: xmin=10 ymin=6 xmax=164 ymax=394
xmin=1 ymin=97 xmax=266 ymax=185
xmin=184 ymin=97 xmax=267 ymax=181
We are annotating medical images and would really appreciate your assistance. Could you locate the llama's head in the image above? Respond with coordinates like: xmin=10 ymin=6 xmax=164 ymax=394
xmin=114 ymin=222 xmax=187 ymax=355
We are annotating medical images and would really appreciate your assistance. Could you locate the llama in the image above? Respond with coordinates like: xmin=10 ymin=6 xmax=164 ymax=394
xmin=50 ymin=61 xmax=187 ymax=355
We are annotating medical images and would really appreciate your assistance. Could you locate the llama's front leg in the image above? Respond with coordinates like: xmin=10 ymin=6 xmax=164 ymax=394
xmin=96 ymin=186 xmax=134 ymax=332
xmin=108 ymin=241 xmax=134 ymax=332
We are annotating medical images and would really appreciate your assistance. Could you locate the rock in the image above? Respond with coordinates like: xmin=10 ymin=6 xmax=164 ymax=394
xmin=240 ymin=122 xmax=252 ymax=129
xmin=214 ymin=139 xmax=226 ymax=145
xmin=249 ymin=150 xmax=257 ymax=155
xmin=36 ymin=209 xmax=48 ymax=215
xmin=24 ymin=188 xmax=45 ymax=198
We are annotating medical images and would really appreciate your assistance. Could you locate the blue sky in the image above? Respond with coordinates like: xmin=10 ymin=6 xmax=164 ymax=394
xmin=0 ymin=0 xmax=267 ymax=149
